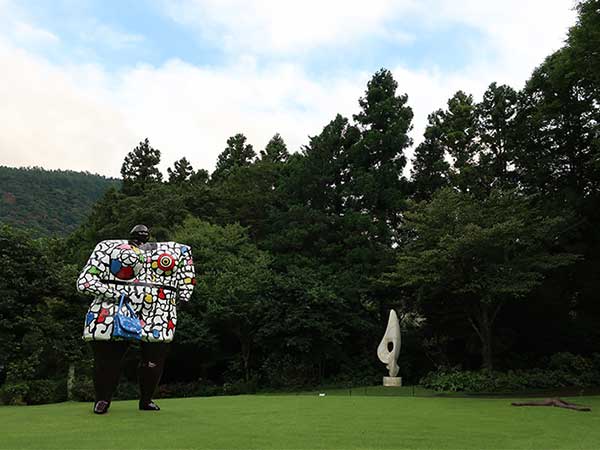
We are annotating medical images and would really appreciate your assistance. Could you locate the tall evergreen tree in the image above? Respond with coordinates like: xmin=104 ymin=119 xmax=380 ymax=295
xmin=297 ymin=115 xmax=359 ymax=214
xmin=514 ymin=47 xmax=599 ymax=198
xmin=189 ymin=168 xmax=210 ymax=185
xmin=120 ymin=138 xmax=163 ymax=192
xmin=411 ymin=112 xmax=450 ymax=201
xmin=212 ymin=133 xmax=256 ymax=181
xmin=260 ymin=133 xmax=290 ymax=163
xmin=477 ymin=83 xmax=519 ymax=190
xmin=348 ymin=69 xmax=414 ymax=242
xmin=167 ymin=157 xmax=194 ymax=184
xmin=435 ymin=91 xmax=481 ymax=194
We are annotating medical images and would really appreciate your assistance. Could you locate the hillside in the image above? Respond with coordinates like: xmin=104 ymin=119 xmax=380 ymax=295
xmin=0 ymin=166 xmax=120 ymax=236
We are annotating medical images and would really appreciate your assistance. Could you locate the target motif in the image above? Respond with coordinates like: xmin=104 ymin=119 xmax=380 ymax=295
xmin=157 ymin=253 xmax=175 ymax=271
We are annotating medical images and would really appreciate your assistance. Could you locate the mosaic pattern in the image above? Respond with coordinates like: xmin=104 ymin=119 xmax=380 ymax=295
xmin=77 ymin=240 xmax=196 ymax=342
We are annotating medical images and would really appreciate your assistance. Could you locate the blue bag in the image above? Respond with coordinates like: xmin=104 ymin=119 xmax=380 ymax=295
xmin=113 ymin=292 xmax=142 ymax=340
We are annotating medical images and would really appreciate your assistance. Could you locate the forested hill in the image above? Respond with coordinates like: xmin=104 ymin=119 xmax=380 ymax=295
xmin=0 ymin=166 xmax=120 ymax=236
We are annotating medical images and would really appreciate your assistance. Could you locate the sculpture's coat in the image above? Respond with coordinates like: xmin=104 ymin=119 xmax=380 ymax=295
xmin=77 ymin=240 xmax=195 ymax=342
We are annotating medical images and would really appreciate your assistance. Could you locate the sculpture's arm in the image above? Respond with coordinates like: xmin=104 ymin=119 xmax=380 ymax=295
xmin=76 ymin=242 xmax=121 ymax=301
xmin=176 ymin=245 xmax=196 ymax=303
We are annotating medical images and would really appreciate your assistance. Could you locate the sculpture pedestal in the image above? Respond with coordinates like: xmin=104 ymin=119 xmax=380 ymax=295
xmin=383 ymin=376 xmax=402 ymax=387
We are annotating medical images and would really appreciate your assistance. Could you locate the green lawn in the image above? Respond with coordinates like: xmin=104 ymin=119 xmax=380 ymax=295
xmin=2 ymin=394 xmax=600 ymax=449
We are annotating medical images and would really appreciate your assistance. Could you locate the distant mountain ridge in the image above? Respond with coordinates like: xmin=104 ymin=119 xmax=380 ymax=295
xmin=0 ymin=166 xmax=120 ymax=236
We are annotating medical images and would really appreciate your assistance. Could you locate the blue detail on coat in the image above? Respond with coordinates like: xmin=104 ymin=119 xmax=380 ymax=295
xmin=180 ymin=246 xmax=189 ymax=254
xmin=86 ymin=312 xmax=95 ymax=325
xmin=110 ymin=259 xmax=122 ymax=275
xmin=152 ymin=329 xmax=160 ymax=338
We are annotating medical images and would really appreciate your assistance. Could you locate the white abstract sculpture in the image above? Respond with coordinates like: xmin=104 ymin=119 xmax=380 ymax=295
xmin=377 ymin=309 xmax=402 ymax=386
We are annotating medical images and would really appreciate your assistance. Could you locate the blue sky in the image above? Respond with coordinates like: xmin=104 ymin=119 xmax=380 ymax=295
xmin=10 ymin=0 xmax=484 ymax=75
xmin=0 ymin=0 xmax=576 ymax=176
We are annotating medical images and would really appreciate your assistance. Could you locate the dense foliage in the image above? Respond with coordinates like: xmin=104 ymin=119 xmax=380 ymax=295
xmin=421 ymin=353 xmax=600 ymax=393
xmin=0 ymin=0 xmax=599 ymax=403
xmin=0 ymin=166 xmax=119 ymax=236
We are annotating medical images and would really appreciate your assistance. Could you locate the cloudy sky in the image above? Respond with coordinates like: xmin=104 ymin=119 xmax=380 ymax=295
xmin=0 ymin=0 xmax=577 ymax=178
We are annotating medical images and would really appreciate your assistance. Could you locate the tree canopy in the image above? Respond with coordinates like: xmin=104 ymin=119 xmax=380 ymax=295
xmin=1 ymin=1 xmax=599 ymax=402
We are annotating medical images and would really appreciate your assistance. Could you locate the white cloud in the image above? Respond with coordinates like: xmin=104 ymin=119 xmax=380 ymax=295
xmin=163 ymin=0 xmax=575 ymax=64
xmin=81 ymin=22 xmax=145 ymax=50
xmin=12 ymin=20 xmax=60 ymax=44
xmin=0 ymin=38 xmax=367 ymax=176
xmin=421 ymin=0 xmax=577 ymax=85
xmin=0 ymin=1 xmax=578 ymax=178
xmin=0 ymin=40 xmax=135 ymax=176
xmin=163 ymin=0 xmax=418 ymax=53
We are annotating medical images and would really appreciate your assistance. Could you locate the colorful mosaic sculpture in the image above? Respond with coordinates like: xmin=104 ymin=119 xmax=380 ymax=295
xmin=77 ymin=240 xmax=196 ymax=342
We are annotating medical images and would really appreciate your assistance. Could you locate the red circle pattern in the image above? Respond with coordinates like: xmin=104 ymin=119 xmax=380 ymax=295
xmin=157 ymin=253 xmax=176 ymax=271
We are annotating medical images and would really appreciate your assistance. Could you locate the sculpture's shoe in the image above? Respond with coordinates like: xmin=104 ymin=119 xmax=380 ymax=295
xmin=139 ymin=401 xmax=160 ymax=411
xmin=93 ymin=400 xmax=110 ymax=414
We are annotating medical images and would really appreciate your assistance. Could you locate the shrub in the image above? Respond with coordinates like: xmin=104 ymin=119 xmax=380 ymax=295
xmin=114 ymin=381 xmax=138 ymax=400
xmin=158 ymin=382 xmax=198 ymax=398
xmin=548 ymin=352 xmax=593 ymax=373
xmin=25 ymin=380 xmax=65 ymax=405
xmin=157 ymin=380 xmax=222 ymax=398
xmin=421 ymin=353 xmax=600 ymax=393
xmin=71 ymin=376 xmax=95 ymax=402
xmin=223 ymin=379 xmax=257 ymax=395
xmin=0 ymin=383 xmax=29 ymax=405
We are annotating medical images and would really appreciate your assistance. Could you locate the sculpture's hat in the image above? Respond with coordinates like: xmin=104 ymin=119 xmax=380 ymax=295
xmin=130 ymin=224 xmax=150 ymax=243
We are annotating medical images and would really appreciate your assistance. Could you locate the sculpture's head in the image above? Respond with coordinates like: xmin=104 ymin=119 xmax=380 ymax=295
xmin=129 ymin=224 xmax=150 ymax=244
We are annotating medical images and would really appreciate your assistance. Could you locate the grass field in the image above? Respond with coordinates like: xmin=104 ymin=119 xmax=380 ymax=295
xmin=2 ymin=393 xmax=600 ymax=449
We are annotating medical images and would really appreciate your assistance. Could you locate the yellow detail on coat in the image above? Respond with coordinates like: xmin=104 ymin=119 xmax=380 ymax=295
xmin=151 ymin=262 xmax=158 ymax=269
xmin=184 ymin=277 xmax=192 ymax=284
xmin=144 ymin=294 xmax=153 ymax=303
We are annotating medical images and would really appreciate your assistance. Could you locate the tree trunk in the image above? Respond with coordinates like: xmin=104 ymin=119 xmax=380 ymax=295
xmin=67 ymin=363 xmax=75 ymax=401
xmin=480 ymin=308 xmax=493 ymax=371
xmin=240 ymin=338 xmax=251 ymax=383
xmin=469 ymin=303 xmax=499 ymax=371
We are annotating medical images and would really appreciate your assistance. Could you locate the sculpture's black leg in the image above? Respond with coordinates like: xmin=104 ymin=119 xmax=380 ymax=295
xmin=138 ymin=342 xmax=170 ymax=410
xmin=90 ymin=341 xmax=130 ymax=412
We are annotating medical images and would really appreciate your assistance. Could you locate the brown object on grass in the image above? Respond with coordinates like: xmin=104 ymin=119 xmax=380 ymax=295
xmin=511 ymin=398 xmax=591 ymax=412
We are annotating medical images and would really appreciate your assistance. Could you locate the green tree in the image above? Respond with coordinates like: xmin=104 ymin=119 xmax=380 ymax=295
xmin=211 ymin=162 xmax=282 ymax=241
xmin=435 ymin=91 xmax=482 ymax=194
xmin=260 ymin=133 xmax=290 ymax=163
xmin=120 ymin=138 xmax=163 ymax=192
xmin=189 ymin=168 xmax=210 ymax=185
xmin=212 ymin=133 xmax=257 ymax=180
xmin=414 ymin=86 xmax=518 ymax=198
xmin=411 ymin=112 xmax=450 ymax=201
xmin=568 ymin=0 xmax=600 ymax=95
xmin=0 ymin=225 xmax=52 ymax=383
xmin=167 ymin=157 xmax=194 ymax=184
xmin=0 ymin=166 xmax=119 ymax=236
xmin=0 ymin=226 xmax=87 ymax=401
xmin=507 ymin=0 xmax=600 ymax=366
xmin=514 ymin=49 xmax=600 ymax=198
xmin=173 ymin=218 xmax=275 ymax=383
xmin=477 ymin=83 xmax=519 ymax=190
xmin=384 ymin=188 xmax=579 ymax=370
xmin=348 ymin=68 xmax=414 ymax=242
xmin=293 ymin=115 xmax=359 ymax=214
